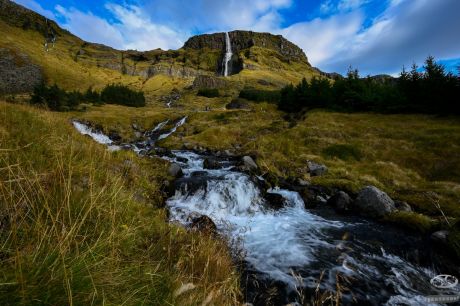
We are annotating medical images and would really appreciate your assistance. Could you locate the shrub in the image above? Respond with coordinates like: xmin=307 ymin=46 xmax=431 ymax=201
xmin=101 ymin=84 xmax=146 ymax=107
xmin=197 ymin=88 xmax=220 ymax=98
xmin=30 ymin=83 xmax=82 ymax=111
xmin=322 ymin=144 xmax=363 ymax=161
xmin=239 ymin=88 xmax=280 ymax=103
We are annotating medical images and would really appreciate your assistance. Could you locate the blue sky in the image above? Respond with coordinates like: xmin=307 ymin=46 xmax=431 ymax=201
xmin=14 ymin=0 xmax=460 ymax=75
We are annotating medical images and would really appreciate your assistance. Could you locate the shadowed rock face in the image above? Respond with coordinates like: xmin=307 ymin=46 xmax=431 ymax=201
xmin=0 ymin=48 xmax=43 ymax=94
xmin=183 ymin=30 xmax=309 ymax=76
xmin=183 ymin=31 xmax=308 ymax=62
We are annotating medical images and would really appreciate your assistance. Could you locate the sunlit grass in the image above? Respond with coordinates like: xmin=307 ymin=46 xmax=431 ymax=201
xmin=0 ymin=102 xmax=240 ymax=305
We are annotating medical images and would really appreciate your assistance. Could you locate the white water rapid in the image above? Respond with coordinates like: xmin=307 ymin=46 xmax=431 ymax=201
xmin=223 ymin=32 xmax=233 ymax=77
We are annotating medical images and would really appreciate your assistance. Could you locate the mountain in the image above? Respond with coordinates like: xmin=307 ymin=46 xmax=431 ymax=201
xmin=0 ymin=0 xmax=322 ymax=97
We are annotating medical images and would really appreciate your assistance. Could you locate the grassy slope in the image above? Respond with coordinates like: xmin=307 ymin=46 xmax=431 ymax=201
xmin=0 ymin=19 xmax=191 ymax=98
xmin=0 ymin=102 xmax=239 ymax=305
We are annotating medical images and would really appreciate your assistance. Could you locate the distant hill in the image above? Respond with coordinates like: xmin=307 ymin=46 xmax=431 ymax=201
xmin=0 ymin=0 xmax=326 ymax=97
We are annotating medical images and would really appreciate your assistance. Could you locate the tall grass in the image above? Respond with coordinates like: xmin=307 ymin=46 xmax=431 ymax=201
xmin=0 ymin=102 xmax=240 ymax=305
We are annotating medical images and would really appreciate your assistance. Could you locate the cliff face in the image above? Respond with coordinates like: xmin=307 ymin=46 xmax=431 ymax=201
xmin=0 ymin=48 xmax=43 ymax=94
xmin=183 ymin=31 xmax=309 ymax=63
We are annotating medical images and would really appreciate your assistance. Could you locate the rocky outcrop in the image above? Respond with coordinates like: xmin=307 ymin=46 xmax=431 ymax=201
xmin=352 ymin=186 xmax=396 ymax=218
xmin=307 ymin=161 xmax=328 ymax=177
xmin=137 ymin=64 xmax=204 ymax=79
xmin=0 ymin=48 xmax=43 ymax=94
xmin=183 ymin=30 xmax=309 ymax=63
xmin=226 ymin=99 xmax=250 ymax=110
xmin=193 ymin=75 xmax=228 ymax=89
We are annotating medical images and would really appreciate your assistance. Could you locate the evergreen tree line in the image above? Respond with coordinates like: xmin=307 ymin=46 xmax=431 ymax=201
xmin=30 ymin=83 xmax=146 ymax=111
xmin=238 ymin=88 xmax=280 ymax=103
xmin=278 ymin=56 xmax=460 ymax=115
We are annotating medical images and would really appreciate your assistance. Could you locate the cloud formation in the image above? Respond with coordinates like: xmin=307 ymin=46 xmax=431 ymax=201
xmin=54 ymin=3 xmax=186 ymax=50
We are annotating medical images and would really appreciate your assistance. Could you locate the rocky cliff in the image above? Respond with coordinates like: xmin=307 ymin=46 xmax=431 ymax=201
xmin=0 ymin=48 xmax=43 ymax=94
xmin=183 ymin=31 xmax=308 ymax=63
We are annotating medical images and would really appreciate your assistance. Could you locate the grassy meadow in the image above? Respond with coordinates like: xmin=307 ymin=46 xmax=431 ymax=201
xmin=0 ymin=101 xmax=240 ymax=305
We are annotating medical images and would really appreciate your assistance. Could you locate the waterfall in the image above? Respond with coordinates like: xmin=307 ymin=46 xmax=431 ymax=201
xmin=222 ymin=32 xmax=233 ymax=77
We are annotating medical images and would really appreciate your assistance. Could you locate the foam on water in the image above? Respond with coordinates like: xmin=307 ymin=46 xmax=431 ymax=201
xmin=73 ymin=121 xmax=112 ymax=145
xmin=158 ymin=117 xmax=187 ymax=140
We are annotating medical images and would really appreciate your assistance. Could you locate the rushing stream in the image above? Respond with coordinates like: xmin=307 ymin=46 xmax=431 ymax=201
xmin=73 ymin=119 xmax=459 ymax=306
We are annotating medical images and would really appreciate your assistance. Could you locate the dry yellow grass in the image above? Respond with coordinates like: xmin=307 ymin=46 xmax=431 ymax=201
xmin=0 ymin=101 xmax=240 ymax=305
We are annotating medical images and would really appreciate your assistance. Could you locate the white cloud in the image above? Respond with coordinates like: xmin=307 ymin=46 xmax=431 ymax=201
xmin=13 ymin=0 xmax=56 ymax=19
xmin=55 ymin=5 xmax=125 ymax=48
xmin=317 ymin=0 xmax=460 ymax=74
xmin=320 ymin=0 xmax=370 ymax=14
xmin=143 ymin=0 xmax=292 ymax=32
xmin=280 ymin=12 xmax=364 ymax=64
xmin=55 ymin=3 xmax=186 ymax=51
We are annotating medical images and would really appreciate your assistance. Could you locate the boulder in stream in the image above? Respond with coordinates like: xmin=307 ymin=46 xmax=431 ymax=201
xmin=265 ymin=193 xmax=286 ymax=210
xmin=352 ymin=186 xmax=396 ymax=218
xmin=203 ymin=157 xmax=220 ymax=169
xmin=168 ymin=163 xmax=183 ymax=178
xmin=190 ymin=215 xmax=217 ymax=234
xmin=242 ymin=156 xmax=258 ymax=171
xmin=327 ymin=191 xmax=352 ymax=214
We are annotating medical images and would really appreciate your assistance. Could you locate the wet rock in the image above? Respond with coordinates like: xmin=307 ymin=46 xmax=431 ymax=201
xmin=224 ymin=150 xmax=235 ymax=157
xmin=176 ymin=156 xmax=189 ymax=163
xmin=265 ymin=193 xmax=286 ymax=210
xmin=108 ymin=131 xmax=122 ymax=142
xmin=168 ymin=163 xmax=183 ymax=178
xmin=395 ymin=200 xmax=412 ymax=212
xmin=299 ymin=185 xmax=331 ymax=208
xmin=242 ymin=156 xmax=258 ymax=171
xmin=190 ymin=215 xmax=217 ymax=234
xmin=190 ymin=171 xmax=208 ymax=177
xmin=431 ymin=230 xmax=449 ymax=244
xmin=203 ymin=157 xmax=220 ymax=169
xmin=327 ymin=191 xmax=352 ymax=214
xmin=297 ymin=178 xmax=310 ymax=186
xmin=134 ymin=131 xmax=142 ymax=138
xmin=132 ymin=123 xmax=140 ymax=130
xmin=353 ymin=186 xmax=396 ymax=218
xmin=307 ymin=161 xmax=328 ymax=177
xmin=174 ymin=176 xmax=210 ymax=194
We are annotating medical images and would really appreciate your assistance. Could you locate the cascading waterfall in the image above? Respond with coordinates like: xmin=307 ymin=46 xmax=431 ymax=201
xmin=222 ymin=32 xmax=233 ymax=77
xmin=73 ymin=119 xmax=459 ymax=305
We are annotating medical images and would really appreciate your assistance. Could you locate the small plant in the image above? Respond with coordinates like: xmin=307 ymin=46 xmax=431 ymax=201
xmin=322 ymin=144 xmax=363 ymax=161
xmin=239 ymin=88 xmax=280 ymax=103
